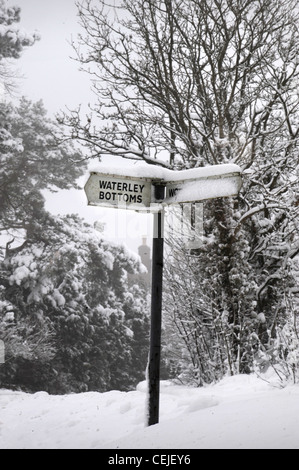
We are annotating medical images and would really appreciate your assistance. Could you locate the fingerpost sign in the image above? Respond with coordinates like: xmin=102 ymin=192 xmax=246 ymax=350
xmin=84 ymin=172 xmax=152 ymax=210
xmin=84 ymin=164 xmax=242 ymax=427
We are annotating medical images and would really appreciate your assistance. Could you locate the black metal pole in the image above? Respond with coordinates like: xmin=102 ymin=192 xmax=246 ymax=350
xmin=147 ymin=186 xmax=165 ymax=427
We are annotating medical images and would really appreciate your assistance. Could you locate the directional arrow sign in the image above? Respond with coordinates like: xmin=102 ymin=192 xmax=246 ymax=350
xmin=85 ymin=163 xmax=242 ymax=209
xmin=163 ymin=171 xmax=242 ymax=204
xmin=84 ymin=172 xmax=152 ymax=210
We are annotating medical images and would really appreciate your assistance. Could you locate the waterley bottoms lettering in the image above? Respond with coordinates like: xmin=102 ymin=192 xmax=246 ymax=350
xmin=99 ymin=179 xmax=146 ymax=204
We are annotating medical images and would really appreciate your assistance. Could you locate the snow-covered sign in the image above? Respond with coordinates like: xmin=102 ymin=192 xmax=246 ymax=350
xmin=163 ymin=167 xmax=242 ymax=204
xmin=83 ymin=162 xmax=242 ymax=427
xmin=84 ymin=172 xmax=152 ymax=210
xmin=84 ymin=163 xmax=242 ymax=209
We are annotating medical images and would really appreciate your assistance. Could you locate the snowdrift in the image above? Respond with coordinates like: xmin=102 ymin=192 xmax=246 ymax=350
xmin=0 ymin=374 xmax=298 ymax=449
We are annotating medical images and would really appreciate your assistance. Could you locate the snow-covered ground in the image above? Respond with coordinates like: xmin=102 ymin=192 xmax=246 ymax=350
xmin=0 ymin=374 xmax=299 ymax=449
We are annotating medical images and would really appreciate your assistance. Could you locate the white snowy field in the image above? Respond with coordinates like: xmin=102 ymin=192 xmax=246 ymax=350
xmin=0 ymin=373 xmax=299 ymax=450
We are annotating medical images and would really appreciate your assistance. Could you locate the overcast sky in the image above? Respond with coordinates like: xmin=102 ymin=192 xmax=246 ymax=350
xmin=5 ymin=0 xmax=152 ymax=252
xmin=7 ymin=0 xmax=94 ymax=115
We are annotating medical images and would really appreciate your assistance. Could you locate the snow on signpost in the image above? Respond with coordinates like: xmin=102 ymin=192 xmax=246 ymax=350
xmin=84 ymin=163 xmax=242 ymax=208
xmin=163 ymin=167 xmax=242 ymax=204
xmin=84 ymin=162 xmax=242 ymax=428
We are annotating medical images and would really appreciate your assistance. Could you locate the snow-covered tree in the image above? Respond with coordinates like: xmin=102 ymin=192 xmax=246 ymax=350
xmin=0 ymin=97 xmax=150 ymax=392
xmin=0 ymin=97 xmax=86 ymax=390
xmin=0 ymin=98 xmax=84 ymax=238
xmin=0 ymin=213 xmax=149 ymax=392
xmin=0 ymin=2 xmax=150 ymax=393
xmin=0 ymin=0 xmax=39 ymax=94
xmin=0 ymin=3 xmax=63 ymax=384
xmin=63 ymin=0 xmax=299 ymax=384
